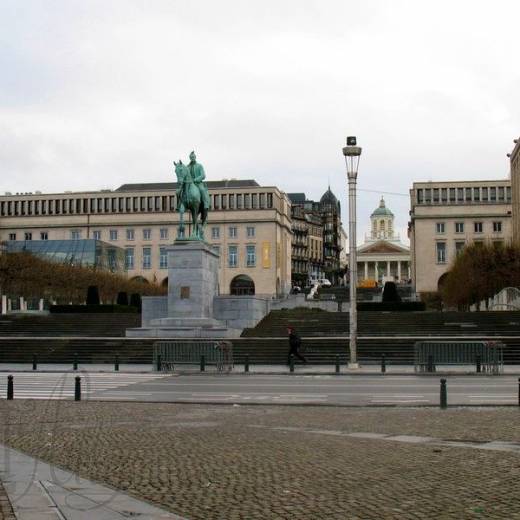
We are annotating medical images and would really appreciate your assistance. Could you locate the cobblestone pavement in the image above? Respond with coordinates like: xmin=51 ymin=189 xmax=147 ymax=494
xmin=0 ymin=481 xmax=15 ymax=520
xmin=1 ymin=401 xmax=520 ymax=519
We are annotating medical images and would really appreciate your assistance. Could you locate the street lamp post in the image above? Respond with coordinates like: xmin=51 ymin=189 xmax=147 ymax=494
xmin=343 ymin=136 xmax=362 ymax=369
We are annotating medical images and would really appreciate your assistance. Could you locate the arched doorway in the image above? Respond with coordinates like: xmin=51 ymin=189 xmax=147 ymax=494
xmin=130 ymin=276 xmax=149 ymax=284
xmin=161 ymin=277 xmax=168 ymax=288
xmin=437 ymin=272 xmax=449 ymax=292
xmin=230 ymin=275 xmax=255 ymax=295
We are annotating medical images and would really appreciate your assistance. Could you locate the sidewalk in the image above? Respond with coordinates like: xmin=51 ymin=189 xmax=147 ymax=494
xmin=0 ymin=362 xmax=518 ymax=376
xmin=0 ymin=443 xmax=184 ymax=519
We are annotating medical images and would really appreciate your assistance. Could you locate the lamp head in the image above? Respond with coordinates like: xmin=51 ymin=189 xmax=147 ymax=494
xmin=342 ymin=136 xmax=362 ymax=157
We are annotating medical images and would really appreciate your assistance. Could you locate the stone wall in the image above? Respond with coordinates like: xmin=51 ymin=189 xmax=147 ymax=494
xmin=141 ymin=296 xmax=168 ymax=327
xmin=213 ymin=296 xmax=271 ymax=330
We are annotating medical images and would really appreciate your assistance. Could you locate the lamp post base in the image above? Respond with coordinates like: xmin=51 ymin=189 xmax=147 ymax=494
xmin=348 ymin=362 xmax=360 ymax=370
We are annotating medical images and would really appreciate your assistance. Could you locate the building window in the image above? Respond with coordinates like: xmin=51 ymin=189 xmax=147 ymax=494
xmin=8 ymin=233 xmax=16 ymax=241
xmin=159 ymin=247 xmax=168 ymax=269
xmin=40 ymin=232 xmax=48 ymax=240
xmin=228 ymin=245 xmax=238 ymax=268
xmin=211 ymin=227 xmax=220 ymax=239
xmin=436 ymin=242 xmax=446 ymax=264
xmin=126 ymin=229 xmax=135 ymax=241
xmin=177 ymin=227 xmax=185 ymax=239
xmin=449 ymin=188 xmax=456 ymax=202
xmin=247 ymin=226 xmax=255 ymax=238
xmin=474 ymin=222 xmax=483 ymax=233
xmin=455 ymin=222 xmax=464 ymax=233
xmin=142 ymin=247 xmax=151 ymax=269
xmin=109 ymin=229 xmax=118 ymax=241
xmin=229 ymin=227 xmax=237 ymax=239
xmin=493 ymin=240 xmax=504 ymax=248
xmin=493 ymin=221 xmax=502 ymax=233
xmin=125 ymin=248 xmax=134 ymax=270
xmin=93 ymin=230 xmax=101 ymax=240
xmin=160 ymin=228 xmax=169 ymax=240
xmin=71 ymin=230 xmax=81 ymax=240
xmin=143 ymin=229 xmax=152 ymax=240
xmin=246 ymin=245 xmax=256 ymax=267
xmin=455 ymin=241 xmax=465 ymax=256
xmin=24 ymin=232 xmax=32 ymax=241
xmin=436 ymin=223 xmax=445 ymax=234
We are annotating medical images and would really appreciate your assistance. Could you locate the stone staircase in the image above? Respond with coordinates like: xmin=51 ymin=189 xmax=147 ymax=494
xmin=1 ymin=310 xmax=520 ymax=365
xmin=0 ymin=313 xmax=140 ymax=337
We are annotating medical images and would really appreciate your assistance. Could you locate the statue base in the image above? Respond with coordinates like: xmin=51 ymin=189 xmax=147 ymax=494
xmin=126 ymin=240 xmax=241 ymax=338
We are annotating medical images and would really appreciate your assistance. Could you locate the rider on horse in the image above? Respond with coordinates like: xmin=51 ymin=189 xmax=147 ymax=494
xmin=187 ymin=151 xmax=210 ymax=210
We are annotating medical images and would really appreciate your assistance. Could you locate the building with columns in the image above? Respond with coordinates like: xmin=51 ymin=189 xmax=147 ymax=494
xmin=0 ymin=180 xmax=293 ymax=296
xmin=509 ymin=137 xmax=520 ymax=244
xmin=409 ymin=179 xmax=512 ymax=295
xmin=357 ymin=197 xmax=411 ymax=283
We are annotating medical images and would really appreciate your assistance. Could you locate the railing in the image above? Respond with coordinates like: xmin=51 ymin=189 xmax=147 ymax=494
xmin=153 ymin=340 xmax=234 ymax=372
xmin=414 ymin=340 xmax=504 ymax=374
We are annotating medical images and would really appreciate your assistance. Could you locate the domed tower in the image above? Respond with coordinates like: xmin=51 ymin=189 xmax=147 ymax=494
xmin=370 ymin=197 xmax=395 ymax=240
xmin=319 ymin=186 xmax=342 ymax=284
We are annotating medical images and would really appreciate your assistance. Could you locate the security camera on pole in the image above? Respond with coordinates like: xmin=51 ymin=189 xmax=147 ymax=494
xmin=343 ymin=136 xmax=362 ymax=369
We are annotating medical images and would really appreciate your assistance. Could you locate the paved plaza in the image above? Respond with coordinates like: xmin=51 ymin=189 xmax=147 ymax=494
xmin=1 ymin=401 xmax=520 ymax=519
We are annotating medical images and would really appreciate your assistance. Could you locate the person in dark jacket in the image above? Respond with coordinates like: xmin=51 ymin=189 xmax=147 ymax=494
xmin=287 ymin=326 xmax=307 ymax=365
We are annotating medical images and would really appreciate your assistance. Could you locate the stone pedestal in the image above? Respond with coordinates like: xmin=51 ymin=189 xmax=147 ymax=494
xmin=127 ymin=240 xmax=240 ymax=338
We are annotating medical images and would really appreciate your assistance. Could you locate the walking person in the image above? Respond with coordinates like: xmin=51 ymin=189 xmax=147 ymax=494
xmin=287 ymin=326 xmax=307 ymax=365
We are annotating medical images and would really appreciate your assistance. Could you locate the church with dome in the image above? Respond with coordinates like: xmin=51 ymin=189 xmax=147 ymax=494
xmin=357 ymin=197 xmax=411 ymax=283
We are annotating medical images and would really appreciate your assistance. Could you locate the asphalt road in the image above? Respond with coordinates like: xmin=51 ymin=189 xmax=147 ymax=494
xmin=89 ymin=373 xmax=520 ymax=406
xmin=2 ymin=372 xmax=519 ymax=405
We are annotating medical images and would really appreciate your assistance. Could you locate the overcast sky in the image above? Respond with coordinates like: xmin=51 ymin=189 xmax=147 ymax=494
xmin=2 ymin=0 xmax=520 ymax=242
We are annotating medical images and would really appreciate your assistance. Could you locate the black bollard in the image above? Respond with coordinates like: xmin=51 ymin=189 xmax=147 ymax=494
xmin=156 ymin=354 xmax=162 ymax=372
xmin=427 ymin=354 xmax=435 ymax=373
xmin=476 ymin=354 xmax=481 ymax=374
xmin=74 ymin=376 xmax=81 ymax=401
xmin=73 ymin=353 xmax=78 ymax=371
xmin=381 ymin=353 xmax=386 ymax=374
xmin=440 ymin=378 xmax=447 ymax=409
xmin=7 ymin=375 xmax=13 ymax=400
xmin=32 ymin=354 xmax=37 ymax=371
xmin=115 ymin=354 xmax=119 ymax=372
xmin=335 ymin=355 xmax=340 ymax=374
xmin=200 ymin=355 xmax=205 ymax=372
xmin=289 ymin=354 xmax=294 ymax=373
xmin=245 ymin=354 xmax=249 ymax=373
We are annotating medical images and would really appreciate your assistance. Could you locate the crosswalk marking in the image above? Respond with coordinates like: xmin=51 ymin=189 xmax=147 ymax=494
xmin=0 ymin=373 xmax=167 ymax=400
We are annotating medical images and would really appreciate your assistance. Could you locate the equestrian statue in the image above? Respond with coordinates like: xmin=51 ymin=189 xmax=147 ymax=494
xmin=174 ymin=151 xmax=210 ymax=240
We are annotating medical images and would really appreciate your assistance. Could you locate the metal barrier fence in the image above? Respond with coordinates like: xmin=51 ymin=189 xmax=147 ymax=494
xmin=153 ymin=340 xmax=234 ymax=372
xmin=414 ymin=340 xmax=504 ymax=373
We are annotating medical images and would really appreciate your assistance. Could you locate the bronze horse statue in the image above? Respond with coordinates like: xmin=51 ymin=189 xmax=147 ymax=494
xmin=174 ymin=160 xmax=208 ymax=240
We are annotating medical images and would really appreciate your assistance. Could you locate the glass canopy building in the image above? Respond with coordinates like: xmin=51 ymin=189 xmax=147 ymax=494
xmin=5 ymin=239 xmax=125 ymax=273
